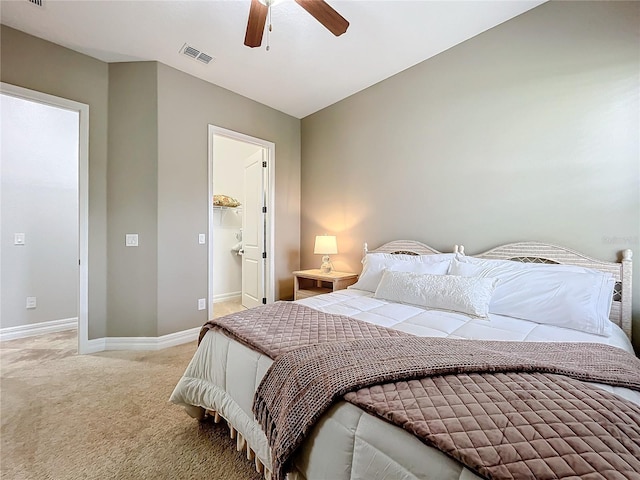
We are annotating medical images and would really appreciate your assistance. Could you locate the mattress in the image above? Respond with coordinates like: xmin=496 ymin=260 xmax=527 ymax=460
xmin=170 ymin=289 xmax=639 ymax=480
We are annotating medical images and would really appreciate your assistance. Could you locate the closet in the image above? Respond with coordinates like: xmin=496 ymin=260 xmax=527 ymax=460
xmin=209 ymin=128 xmax=273 ymax=315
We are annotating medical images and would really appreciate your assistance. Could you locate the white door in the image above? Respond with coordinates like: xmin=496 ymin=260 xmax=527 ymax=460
xmin=241 ymin=150 xmax=266 ymax=308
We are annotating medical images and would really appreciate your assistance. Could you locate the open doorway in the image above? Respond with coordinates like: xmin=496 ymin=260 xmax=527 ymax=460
xmin=208 ymin=125 xmax=274 ymax=320
xmin=0 ymin=83 xmax=89 ymax=353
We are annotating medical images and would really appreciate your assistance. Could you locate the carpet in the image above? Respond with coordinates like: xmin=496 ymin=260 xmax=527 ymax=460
xmin=0 ymin=330 xmax=261 ymax=480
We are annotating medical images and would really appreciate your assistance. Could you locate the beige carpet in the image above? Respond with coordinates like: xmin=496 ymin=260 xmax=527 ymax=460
xmin=0 ymin=329 xmax=260 ymax=480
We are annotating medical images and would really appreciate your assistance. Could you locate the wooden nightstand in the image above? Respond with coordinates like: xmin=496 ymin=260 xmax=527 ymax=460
xmin=293 ymin=269 xmax=358 ymax=300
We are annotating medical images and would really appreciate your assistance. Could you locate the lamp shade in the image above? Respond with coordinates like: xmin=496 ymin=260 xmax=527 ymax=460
xmin=314 ymin=235 xmax=338 ymax=255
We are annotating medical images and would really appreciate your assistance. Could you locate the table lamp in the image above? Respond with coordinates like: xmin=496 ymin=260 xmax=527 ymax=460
xmin=314 ymin=235 xmax=338 ymax=273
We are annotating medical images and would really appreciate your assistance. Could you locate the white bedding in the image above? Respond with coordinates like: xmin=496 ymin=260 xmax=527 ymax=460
xmin=170 ymin=289 xmax=639 ymax=480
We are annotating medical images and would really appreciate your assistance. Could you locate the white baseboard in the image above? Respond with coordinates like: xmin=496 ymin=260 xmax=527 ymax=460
xmin=84 ymin=326 xmax=201 ymax=352
xmin=2 ymin=319 xmax=200 ymax=353
xmin=0 ymin=317 xmax=77 ymax=342
xmin=212 ymin=292 xmax=241 ymax=304
xmin=81 ymin=337 xmax=106 ymax=355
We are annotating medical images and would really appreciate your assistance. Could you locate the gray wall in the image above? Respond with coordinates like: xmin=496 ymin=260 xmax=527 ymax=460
xmin=300 ymin=1 xmax=640 ymax=350
xmin=0 ymin=95 xmax=78 ymax=329
xmin=1 ymin=25 xmax=109 ymax=339
xmin=1 ymin=25 xmax=301 ymax=339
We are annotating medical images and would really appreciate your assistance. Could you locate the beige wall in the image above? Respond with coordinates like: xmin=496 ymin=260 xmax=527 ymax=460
xmin=156 ymin=64 xmax=300 ymax=336
xmin=1 ymin=25 xmax=109 ymax=339
xmin=300 ymin=1 xmax=640 ymax=350
xmin=107 ymin=62 xmax=159 ymax=336
xmin=1 ymin=25 xmax=301 ymax=339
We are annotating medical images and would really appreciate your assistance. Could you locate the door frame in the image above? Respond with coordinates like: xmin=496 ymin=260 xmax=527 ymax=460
xmin=0 ymin=82 xmax=90 ymax=354
xmin=207 ymin=125 xmax=275 ymax=320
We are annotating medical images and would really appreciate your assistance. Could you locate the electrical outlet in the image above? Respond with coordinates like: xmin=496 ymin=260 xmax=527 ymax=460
xmin=26 ymin=297 xmax=37 ymax=309
xmin=198 ymin=298 xmax=206 ymax=310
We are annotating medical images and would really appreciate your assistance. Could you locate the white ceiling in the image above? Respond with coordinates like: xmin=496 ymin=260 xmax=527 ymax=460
xmin=0 ymin=0 xmax=545 ymax=118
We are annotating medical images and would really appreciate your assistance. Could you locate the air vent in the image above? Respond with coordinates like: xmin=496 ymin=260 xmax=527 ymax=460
xmin=197 ymin=53 xmax=213 ymax=64
xmin=180 ymin=44 xmax=214 ymax=65
xmin=27 ymin=0 xmax=43 ymax=6
xmin=183 ymin=46 xmax=199 ymax=58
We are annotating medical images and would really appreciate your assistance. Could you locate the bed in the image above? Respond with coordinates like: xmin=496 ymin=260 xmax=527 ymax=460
xmin=170 ymin=240 xmax=638 ymax=480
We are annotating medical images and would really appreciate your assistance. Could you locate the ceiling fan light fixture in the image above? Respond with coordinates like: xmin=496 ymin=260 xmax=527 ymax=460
xmin=257 ymin=0 xmax=284 ymax=6
xmin=245 ymin=0 xmax=348 ymax=49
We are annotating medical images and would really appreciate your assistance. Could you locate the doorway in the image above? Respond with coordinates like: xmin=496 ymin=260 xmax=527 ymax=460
xmin=208 ymin=125 xmax=274 ymax=320
xmin=0 ymin=83 xmax=89 ymax=353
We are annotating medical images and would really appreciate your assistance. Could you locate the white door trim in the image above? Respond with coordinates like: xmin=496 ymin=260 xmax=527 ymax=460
xmin=207 ymin=125 xmax=275 ymax=320
xmin=0 ymin=82 xmax=90 ymax=354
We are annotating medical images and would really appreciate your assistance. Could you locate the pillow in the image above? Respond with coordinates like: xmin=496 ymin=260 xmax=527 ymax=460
xmin=348 ymin=253 xmax=454 ymax=293
xmin=453 ymin=254 xmax=605 ymax=276
xmin=448 ymin=258 xmax=615 ymax=336
xmin=374 ymin=270 xmax=498 ymax=318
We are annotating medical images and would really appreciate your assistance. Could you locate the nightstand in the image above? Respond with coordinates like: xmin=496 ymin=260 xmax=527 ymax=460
xmin=293 ymin=269 xmax=358 ymax=300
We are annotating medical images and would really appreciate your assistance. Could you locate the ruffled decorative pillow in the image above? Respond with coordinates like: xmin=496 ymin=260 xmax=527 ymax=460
xmin=374 ymin=270 xmax=498 ymax=318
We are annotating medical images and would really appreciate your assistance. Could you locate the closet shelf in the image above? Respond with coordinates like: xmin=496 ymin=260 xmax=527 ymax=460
xmin=213 ymin=206 xmax=242 ymax=225
xmin=213 ymin=206 xmax=242 ymax=212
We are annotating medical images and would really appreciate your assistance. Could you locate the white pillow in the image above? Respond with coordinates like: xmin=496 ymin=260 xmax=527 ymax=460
xmin=374 ymin=270 xmax=498 ymax=318
xmin=349 ymin=253 xmax=454 ymax=293
xmin=448 ymin=257 xmax=615 ymax=336
xmin=453 ymin=254 xmax=605 ymax=276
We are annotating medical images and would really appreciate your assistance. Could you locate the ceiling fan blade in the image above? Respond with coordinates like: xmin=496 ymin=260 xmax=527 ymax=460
xmin=244 ymin=0 xmax=268 ymax=48
xmin=294 ymin=0 xmax=349 ymax=37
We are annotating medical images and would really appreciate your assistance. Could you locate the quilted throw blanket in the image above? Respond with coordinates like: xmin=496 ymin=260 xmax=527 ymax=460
xmin=198 ymin=301 xmax=410 ymax=352
xmin=200 ymin=303 xmax=640 ymax=480
xmin=255 ymin=337 xmax=640 ymax=480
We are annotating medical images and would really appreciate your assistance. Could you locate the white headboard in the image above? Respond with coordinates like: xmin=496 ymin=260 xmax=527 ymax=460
xmin=473 ymin=242 xmax=633 ymax=340
xmin=361 ymin=240 xmax=632 ymax=340
xmin=364 ymin=240 xmax=443 ymax=256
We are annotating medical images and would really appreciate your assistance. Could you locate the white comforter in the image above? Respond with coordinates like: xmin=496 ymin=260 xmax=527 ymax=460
xmin=170 ymin=289 xmax=639 ymax=480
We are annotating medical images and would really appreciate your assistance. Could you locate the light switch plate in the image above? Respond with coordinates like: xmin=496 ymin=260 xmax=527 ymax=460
xmin=125 ymin=234 xmax=139 ymax=247
xmin=198 ymin=234 xmax=206 ymax=245
xmin=14 ymin=233 xmax=26 ymax=245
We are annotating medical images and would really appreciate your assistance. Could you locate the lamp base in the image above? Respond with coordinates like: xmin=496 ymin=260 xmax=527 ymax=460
xmin=320 ymin=255 xmax=332 ymax=274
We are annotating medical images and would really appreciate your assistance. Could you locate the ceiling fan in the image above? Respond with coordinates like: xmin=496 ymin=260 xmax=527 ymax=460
xmin=244 ymin=0 xmax=349 ymax=48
